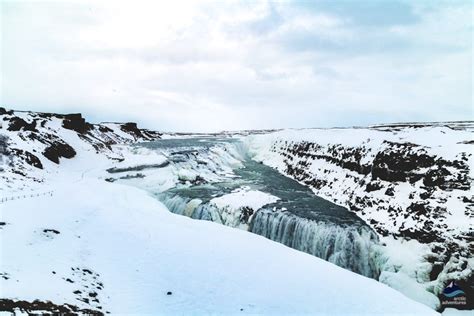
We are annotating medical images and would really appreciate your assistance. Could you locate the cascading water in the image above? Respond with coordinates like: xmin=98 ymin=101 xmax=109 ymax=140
xmin=250 ymin=209 xmax=380 ymax=278
xmin=159 ymin=193 xmax=224 ymax=223
xmin=133 ymin=137 xmax=384 ymax=279
xmin=157 ymin=191 xmax=382 ymax=279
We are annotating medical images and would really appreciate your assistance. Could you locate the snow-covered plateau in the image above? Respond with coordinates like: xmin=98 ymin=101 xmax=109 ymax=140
xmin=0 ymin=107 xmax=472 ymax=315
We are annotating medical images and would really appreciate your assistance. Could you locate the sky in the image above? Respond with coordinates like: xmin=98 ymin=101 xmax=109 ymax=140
xmin=1 ymin=0 xmax=472 ymax=132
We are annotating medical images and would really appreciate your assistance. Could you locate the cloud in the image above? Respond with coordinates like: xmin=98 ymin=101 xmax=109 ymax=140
xmin=1 ymin=0 xmax=472 ymax=132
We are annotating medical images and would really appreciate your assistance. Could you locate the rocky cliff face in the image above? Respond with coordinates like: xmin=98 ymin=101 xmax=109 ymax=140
xmin=248 ymin=123 xmax=473 ymax=304
xmin=279 ymin=138 xmax=471 ymax=242
xmin=0 ymin=107 xmax=161 ymax=191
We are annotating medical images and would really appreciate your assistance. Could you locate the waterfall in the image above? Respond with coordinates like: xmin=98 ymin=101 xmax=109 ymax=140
xmin=158 ymin=192 xmax=381 ymax=279
xmin=159 ymin=194 xmax=189 ymax=215
xmin=250 ymin=209 xmax=381 ymax=279
xmin=148 ymin=139 xmax=385 ymax=279
xmin=158 ymin=193 xmax=224 ymax=223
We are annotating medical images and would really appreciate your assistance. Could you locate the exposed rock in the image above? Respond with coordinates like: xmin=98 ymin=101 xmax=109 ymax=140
xmin=239 ymin=206 xmax=254 ymax=224
xmin=98 ymin=125 xmax=113 ymax=133
xmin=10 ymin=148 xmax=43 ymax=169
xmin=43 ymin=141 xmax=76 ymax=164
xmin=62 ymin=113 xmax=92 ymax=134
xmin=7 ymin=117 xmax=37 ymax=132
xmin=398 ymin=228 xmax=439 ymax=243
xmin=429 ymin=263 xmax=444 ymax=281
xmin=43 ymin=229 xmax=60 ymax=234
xmin=385 ymin=187 xmax=395 ymax=196
xmin=0 ymin=107 xmax=13 ymax=115
xmin=106 ymin=161 xmax=169 ymax=173
xmin=120 ymin=122 xmax=143 ymax=139
xmin=0 ymin=299 xmax=104 ymax=315
xmin=366 ymin=181 xmax=383 ymax=192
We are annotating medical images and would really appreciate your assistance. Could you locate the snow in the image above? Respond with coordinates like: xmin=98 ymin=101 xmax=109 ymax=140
xmin=247 ymin=126 xmax=473 ymax=162
xmin=379 ymin=272 xmax=440 ymax=310
xmin=177 ymin=168 xmax=198 ymax=182
xmin=103 ymin=140 xmax=247 ymax=195
xmin=113 ymin=145 xmax=168 ymax=169
xmin=210 ymin=186 xmax=279 ymax=211
xmin=100 ymin=123 xmax=136 ymax=142
xmin=380 ymin=237 xmax=434 ymax=282
xmin=442 ymin=308 xmax=473 ymax=315
xmin=0 ymin=176 xmax=440 ymax=315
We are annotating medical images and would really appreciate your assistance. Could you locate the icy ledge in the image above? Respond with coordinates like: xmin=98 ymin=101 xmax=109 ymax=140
xmin=0 ymin=177 xmax=439 ymax=315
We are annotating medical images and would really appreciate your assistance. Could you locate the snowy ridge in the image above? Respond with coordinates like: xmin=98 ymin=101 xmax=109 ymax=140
xmin=0 ymin=107 xmax=161 ymax=194
xmin=246 ymin=124 xmax=473 ymax=308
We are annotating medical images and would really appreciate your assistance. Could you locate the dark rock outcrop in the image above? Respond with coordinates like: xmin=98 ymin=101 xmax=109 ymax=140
xmin=62 ymin=113 xmax=92 ymax=134
xmin=0 ymin=299 xmax=104 ymax=315
xmin=106 ymin=161 xmax=169 ymax=173
xmin=268 ymin=133 xmax=472 ymax=253
xmin=366 ymin=181 xmax=383 ymax=192
xmin=0 ymin=107 xmax=11 ymax=115
xmin=7 ymin=117 xmax=37 ymax=132
xmin=43 ymin=141 xmax=76 ymax=164
xmin=120 ymin=122 xmax=143 ymax=139
xmin=10 ymin=148 xmax=43 ymax=169
xmin=239 ymin=206 xmax=255 ymax=224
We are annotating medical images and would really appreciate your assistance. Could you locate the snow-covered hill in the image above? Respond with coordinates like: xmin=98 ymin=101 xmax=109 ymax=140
xmin=0 ymin=107 xmax=161 ymax=194
xmin=246 ymin=124 xmax=473 ymax=310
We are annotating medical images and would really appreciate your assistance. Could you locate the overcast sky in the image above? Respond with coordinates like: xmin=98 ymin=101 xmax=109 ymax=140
xmin=1 ymin=0 xmax=472 ymax=132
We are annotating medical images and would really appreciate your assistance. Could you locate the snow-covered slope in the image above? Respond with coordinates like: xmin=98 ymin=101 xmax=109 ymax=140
xmin=0 ymin=107 xmax=161 ymax=195
xmin=1 ymin=175 xmax=439 ymax=315
xmin=246 ymin=124 xmax=473 ymax=309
